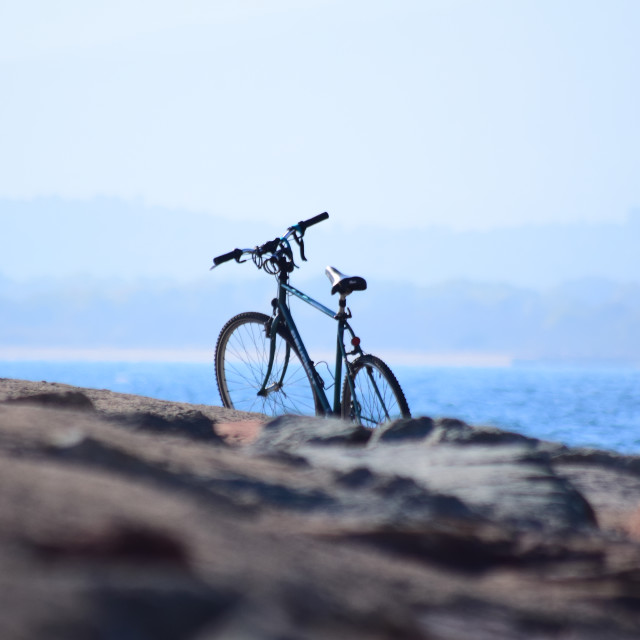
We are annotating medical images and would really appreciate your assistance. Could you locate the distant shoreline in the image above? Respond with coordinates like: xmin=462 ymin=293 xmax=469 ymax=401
xmin=1 ymin=346 xmax=638 ymax=369
xmin=0 ymin=346 xmax=512 ymax=367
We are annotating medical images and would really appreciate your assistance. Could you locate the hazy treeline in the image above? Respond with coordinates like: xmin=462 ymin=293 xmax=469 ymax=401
xmin=3 ymin=198 xmax=639 ymax=364
xmin=2 ymin=274 xmax=639 ymax=365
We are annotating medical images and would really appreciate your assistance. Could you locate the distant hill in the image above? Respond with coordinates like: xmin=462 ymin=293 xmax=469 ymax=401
xmin=1 ymin=197 xmax=639 ymax=288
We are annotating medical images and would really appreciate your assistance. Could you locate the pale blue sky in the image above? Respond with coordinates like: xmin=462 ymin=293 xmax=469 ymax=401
xmin=1 ymin=0 xmax=639 ymax=235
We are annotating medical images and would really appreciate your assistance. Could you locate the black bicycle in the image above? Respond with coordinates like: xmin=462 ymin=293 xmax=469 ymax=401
xmin=211 ymin=212 xmax=410 ymax=427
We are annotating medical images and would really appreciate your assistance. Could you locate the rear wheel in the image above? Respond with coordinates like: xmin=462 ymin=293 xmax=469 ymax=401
xmin=215 ymin=312 xmax=318 ymax=416
xmin=342 ymin=354 xmax=410 ymax=427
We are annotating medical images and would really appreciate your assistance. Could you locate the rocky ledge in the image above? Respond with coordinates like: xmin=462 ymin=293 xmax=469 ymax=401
xmin=1 ymin=378 xmax=640 ymax=639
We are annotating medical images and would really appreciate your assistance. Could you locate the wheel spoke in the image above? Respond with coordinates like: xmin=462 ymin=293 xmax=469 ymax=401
xmin=343 ymin=355 xmax=409 ymax=427
xmin=216 ymin=313 xmax=317 ymax=416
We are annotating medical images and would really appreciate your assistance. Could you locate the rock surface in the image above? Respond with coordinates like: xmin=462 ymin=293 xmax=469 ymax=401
xmin=1 ymin=378 xmax=640 ymax=639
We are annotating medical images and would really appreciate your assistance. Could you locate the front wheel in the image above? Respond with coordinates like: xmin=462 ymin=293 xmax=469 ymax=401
xmin=342 ymin=355 xmax=410 ymax=427
xmin=215 ymin=311 xmax=318 ymax=416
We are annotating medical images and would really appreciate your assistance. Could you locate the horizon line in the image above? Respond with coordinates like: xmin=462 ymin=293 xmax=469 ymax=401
xmin=2 ymin=346 xmax=637 ymax=369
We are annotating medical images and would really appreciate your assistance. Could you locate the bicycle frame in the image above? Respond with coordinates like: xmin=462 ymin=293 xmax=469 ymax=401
xmin=257 ymin=274 xmax=364 ymax=419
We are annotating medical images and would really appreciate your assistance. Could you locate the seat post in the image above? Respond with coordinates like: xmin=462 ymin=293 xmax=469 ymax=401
xmin=336 ymin=294 xmax=350 ymax=319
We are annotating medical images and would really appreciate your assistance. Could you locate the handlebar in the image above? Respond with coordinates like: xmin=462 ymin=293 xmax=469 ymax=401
xmin=212 ymin=248 xmax=244 ymax=267
xmin=211 ymin=212 xmax=329 ymax=271
xmin=292 ymin=211 xmax=329 ymax=233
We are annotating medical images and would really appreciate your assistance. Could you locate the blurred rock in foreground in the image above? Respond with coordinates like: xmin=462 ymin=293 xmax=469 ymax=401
xmin=2 ymin=378 xmax=640 ymax=639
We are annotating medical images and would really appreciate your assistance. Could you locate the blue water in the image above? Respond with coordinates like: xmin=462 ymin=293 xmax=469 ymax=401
xmin=2 ymin=361 xmax=639 ymax=454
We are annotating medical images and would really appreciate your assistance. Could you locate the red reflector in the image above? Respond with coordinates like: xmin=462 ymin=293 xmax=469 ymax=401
xmin=351 ymin=337 xmax=361 ymax=346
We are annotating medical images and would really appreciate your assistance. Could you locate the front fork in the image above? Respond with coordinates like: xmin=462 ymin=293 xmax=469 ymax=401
xmin=256 ymin=313 xmax=288 ymax=398
xmin=259 ymin=303 xmax=332 ymax=414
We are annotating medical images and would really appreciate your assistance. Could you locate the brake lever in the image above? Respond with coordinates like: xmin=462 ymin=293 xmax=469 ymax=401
xmin=282 ymin=241 xmax=298 ymax=269
xmin=291 ymin=231 xmax=307 ymax=261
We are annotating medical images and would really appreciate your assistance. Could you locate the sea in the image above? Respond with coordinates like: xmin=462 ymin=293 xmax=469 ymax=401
xmin=2 ymin=361 xmax=639 ymax=455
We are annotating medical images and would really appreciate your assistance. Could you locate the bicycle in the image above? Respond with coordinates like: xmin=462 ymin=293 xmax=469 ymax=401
xmin=211 ymin=212 xmax=410 ymax=427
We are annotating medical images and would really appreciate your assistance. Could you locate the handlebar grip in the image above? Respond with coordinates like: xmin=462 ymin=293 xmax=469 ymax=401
xmin=298 ymin=211 xmax=329 ymax=231
xmin=213 ymin=248 xmax=243 ymax=266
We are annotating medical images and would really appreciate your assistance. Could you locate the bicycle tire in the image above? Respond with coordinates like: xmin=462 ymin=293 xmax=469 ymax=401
xmin=215 ymin=311 xmax=319 ymax=416
xmin=341 ymin=354 xmax=410 ymax=427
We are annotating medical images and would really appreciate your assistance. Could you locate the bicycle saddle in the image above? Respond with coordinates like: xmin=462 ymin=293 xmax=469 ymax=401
xmin=325 ymin=266 xmax=367 ymax=296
